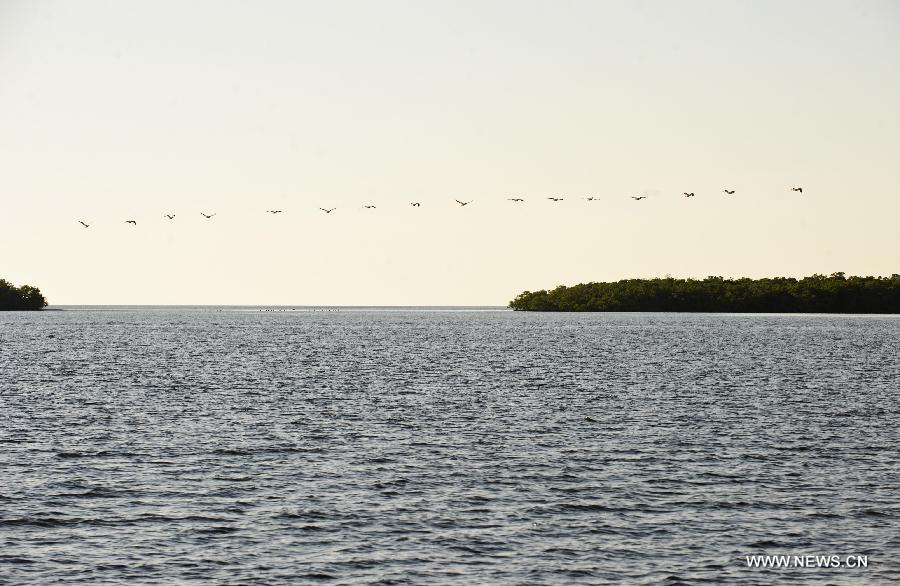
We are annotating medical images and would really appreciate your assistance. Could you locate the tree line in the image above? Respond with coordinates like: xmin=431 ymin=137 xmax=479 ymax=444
xmin=0 ymin=279 xmax=48 ymax=311
xmin=509 ymin=273 xmax=900 ymax=313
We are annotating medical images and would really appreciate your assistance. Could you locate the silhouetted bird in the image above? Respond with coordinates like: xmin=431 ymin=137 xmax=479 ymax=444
xmin=723 ymin=189 xmax=735 ymax=195
xmin=792 ymin=187 xmax=803 ymax=194
xmin=364 ymin=205 xmax=376 ymax=209
xmin=586 ymin=197 xmax=601 ymax=201
xmin=78 ymin=221 xmax=90 ymax=228
xmin=201 ymin=212 xmax=216 ymax=219
xmin=631 ymin=196 xmax=646 ymax=201
xmin=455 ymin=200 xmax=472 ymax=206
xmin=507 ymin=198 xmax=524 ymax=202
xmin=683 ymin=192 xmax=695 ymax=198
xmin=125 ymin=220 xmax=137 ymax=225
xmin=320 ymin=208 xmax=336 ymax=214
xmin=410 ymin=202 xmax=421 ymax=207
xmin=164 ymin=214 xmax=175 ymax=219
xmin=266 ymin=210 xmax=283 ymax=214
xmin=547 ymin=197 xmax=564 ymax=202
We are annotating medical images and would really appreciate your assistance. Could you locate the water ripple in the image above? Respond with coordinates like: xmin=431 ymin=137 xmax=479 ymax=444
xmin=1 ymin=310 xmax=898 ymax=584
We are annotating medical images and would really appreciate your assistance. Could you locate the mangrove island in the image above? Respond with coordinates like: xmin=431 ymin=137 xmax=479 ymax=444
xmin=0 ymin=279 xmax=48 ymax=311
xmin=509 ymin=273 xmax=900 ymax=313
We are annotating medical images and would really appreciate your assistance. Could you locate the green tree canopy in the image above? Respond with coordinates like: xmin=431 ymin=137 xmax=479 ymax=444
xmin=509 ymin=274 xmax=900 ymax=313
xmin=0 ymin=279 xmax=48 ymax=311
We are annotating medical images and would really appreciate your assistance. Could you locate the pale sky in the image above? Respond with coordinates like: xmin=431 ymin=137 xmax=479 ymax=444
xmin=1 ymin=0 xmax=898 ymax=305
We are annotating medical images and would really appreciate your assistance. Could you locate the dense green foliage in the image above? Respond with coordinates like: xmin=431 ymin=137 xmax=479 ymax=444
xmin=0 ymin=279 xmax=48 ymax=311
xmin=509 ymin=273 xmax=900 ymax=313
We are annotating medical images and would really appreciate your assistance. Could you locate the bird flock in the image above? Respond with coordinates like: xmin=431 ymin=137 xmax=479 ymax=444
xmin=76 ymin=187 xmax=804 ymax=228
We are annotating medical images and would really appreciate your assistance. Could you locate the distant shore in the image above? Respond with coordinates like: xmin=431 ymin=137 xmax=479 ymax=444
xmin=0 ymin=279 xmax=47 ymax=311
xmin=509 ymin=273 xmax=900 ymax=313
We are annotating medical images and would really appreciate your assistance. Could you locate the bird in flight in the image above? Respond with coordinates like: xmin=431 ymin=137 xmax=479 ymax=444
xmin=631 ymin=196 xmax=646 ymax=201
xmin=791 ymin=187 xmax=803 ymax=194
xmin=266 ymin=210 xmax=283 ymax=214
xmin=164 ymin=214 xmax=175 ymax=219
xmin=78 ymin=220 xmax=90 ymax=228
xmin=507 ymin=198 xmax=524 ymax=202
xmin=410 ymin=202 xmax=421 ymax=207
xmin=363 ymin=205 xmax=377 ymax=209
xmin=125 ymin=220 xmax=137 ymax=225
xmin=201 ymin=212 xmax=216 ymax=219
xmin=455 ymin=200 xmax=472 ymax=206
xmin=320 ymin=207 xmax=336 ymax=214
xmin=547 ymin=197 xmax=564 ymax=202
xmin=586 ymin=197 xmax=600 ymax=201
xmin=683 ymin=192 xmax=695 ymax=198
xmin=723 ymin=189 xmax=735 ymax=195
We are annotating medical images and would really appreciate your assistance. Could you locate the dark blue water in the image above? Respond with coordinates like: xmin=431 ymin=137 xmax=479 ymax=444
xmin=2 ymin=309 xmax=898 ymax=584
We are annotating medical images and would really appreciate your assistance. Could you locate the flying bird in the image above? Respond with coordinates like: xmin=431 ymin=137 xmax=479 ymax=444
xmin=125 ymin=220 xmax=137 ymax=225
xmin=723 ymin=189 xmax=735 ymax=195
xmin=586 ymin=197 xmax=600 ymax=201
xmin=201 ymin=212 xmax=216 ymax=219
xmin=363 ymin=205 xmax=376 ymax=209
xmin=320 ymin=208 xmax=336 ymax=214
xmin=164 ymin=214 xmax=175 ymax=219
xmin=631 ymin=196 xmax=646 ymax=201
xmin=683 ymin=192 xmax=695 ymax=198
xmin=266 ymin=210 xmax=283 ymax=214
xmin=791 ymin=187 xmax=803 ymax=194
xmin=547 ymin=197 xmax=564 ymax=202
xmin=507 ymin=198 xmax=525 ymax=202
xmin=455 ymin=200 xmax=472 ymax=206
xmin=410 ymin=202 xmax=421 ymax=207
xmin=78 ymin=221 xmax=90 ymax=228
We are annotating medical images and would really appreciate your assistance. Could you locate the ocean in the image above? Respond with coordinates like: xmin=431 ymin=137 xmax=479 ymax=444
xmin=1 ymin=308 xmax=898 ymax=584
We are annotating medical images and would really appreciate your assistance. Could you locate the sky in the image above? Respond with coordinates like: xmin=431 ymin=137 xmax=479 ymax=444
xmin=1 ymin=0 xmax=899 ymax=305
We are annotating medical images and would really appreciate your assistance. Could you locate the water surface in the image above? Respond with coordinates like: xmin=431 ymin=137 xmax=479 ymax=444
xmin=1 ymin=309 xmax=898 ymax=584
